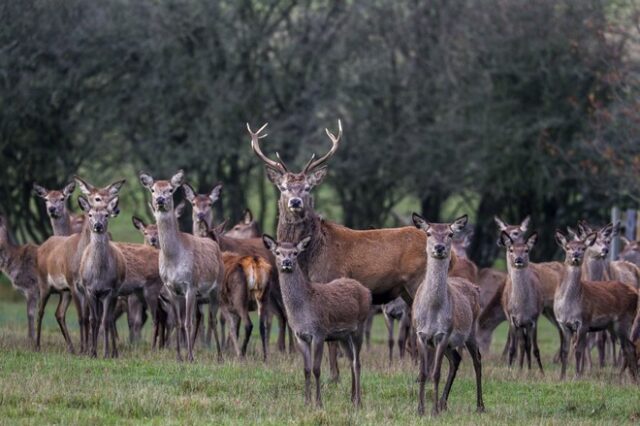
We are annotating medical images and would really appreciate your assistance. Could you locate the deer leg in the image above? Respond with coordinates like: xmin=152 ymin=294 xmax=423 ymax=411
xmin=507 ymin=322 xmax=518 ymax=367
xmin=54 ymin=292 xmax=75 ymax=354
xmin=524 ymin=327 xmax=532 ymax=370
xmin=311 ymin=337 xmax=325 ymax=408
xmin=559 ymin=326 xmax=571 ymax=380
xmin=88 ymin=293 xmax=100 ymax=358
xmin=327 ymin=342 xmax=340 ymax=383
xmin=417 ymin=338 xmax=428 ymax=416
xmin=398 ymin=316 xmax=409 ymax=360
xmin=518 ymin=328 xmax=527 ymax=370
xmin=383 ymin=313 xmax=394 ymax=366
xmin=240 ymin=311 xmax=253 ymax=358
xmin=353 ymin=332 xmax=363 ymax=407
xmin=431 ymin=336 xmax=448 ymax=416
xmin=466 ymin=338 xmax=485 ymax=413
xmin=619 ymin=337 xmax=637 ymax=382
xmin=109 ymin=295 xmax=119 ymax=358
xmin=610 ymin=332 xmax=619 ymax=367
xmin=296 ymin=337 xmax=312 ymax=405
xmin=173 ymin=298 xmax=183 ymax=362
xmin=502 ymin=328 xmax=512 ymax=361
xmin=25 ymin=293 xmax=37 ymax=344
xmin=596 ymin=331 xmax=607 ymax=368
xmin=339 ymin=338 xmax=356 ymax=404
xmin=531 ymin=322 xmax=544 ymax=375
xmin=574 ymin=328 xmax=588 ymax=378
xmin=218 ymin=312 xmax=226 ymax=350
xmin=275 ymin=309 xmax=285 ymax=353
xmin=227 ymin=312 xmax=242 ymax=358
xmin=208 ymin=292 xmax=223 ymax=362
xmin=439 ymin=347 xmax=461 ymax=412
xmin=288 ymin=325 xmax=296 ymax=354
xmin=259 ymin=306 xmax=268 ymax=362
xmin=35 ymin=289 xmax=52 ymax=352
xmin=185 ymin=290 xmax=197 ymax=362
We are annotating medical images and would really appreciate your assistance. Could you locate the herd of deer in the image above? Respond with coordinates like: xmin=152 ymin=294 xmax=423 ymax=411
xmin=2 ymin=120 xmax=640 ymax=415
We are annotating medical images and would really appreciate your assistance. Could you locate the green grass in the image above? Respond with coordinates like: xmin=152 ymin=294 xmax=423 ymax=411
xmin=1 ymin=299 xmax=639 ymax=425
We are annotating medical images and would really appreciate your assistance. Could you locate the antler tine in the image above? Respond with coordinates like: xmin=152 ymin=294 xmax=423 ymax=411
xmin=275 ymin=152 xmax=289 ymax=172
xmin=303 ymin=119 xmax=342 ymax=173
xmin=247 ymin=122 xmax=288 ymax=173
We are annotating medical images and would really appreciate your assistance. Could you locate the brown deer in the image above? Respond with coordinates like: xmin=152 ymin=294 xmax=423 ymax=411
xmin=33 ymin=181 xmax=83 ymax=235
xmin=411 ymin=213 xmax=484 ymax=416
xmin=35 ymin=177 xmax=125 ymax=353
xmin=248 ymin=120 xmax=468 ymax=381
xmin=620 ymin=237 xmax=640 ymax=267
xmin=139 ymin=170 xmax=225 ymax=362
xmin=77 ymin=195 xmax=126 ymax=358
xmin=219 ymin=250 xmax=271 ymax=360
xmin=263 ymin=234 xmax=371 ymax=408
xmin=498 ymin=231 xmax=545 ymax=373
xmin=226 ymin=209 xmax=261 ymax=239
xmin=554 ymin=230 xmax=638 ymax=380
xmin=183 ymin=183 xmax=223 ymax=235
xmin=0 ymin=215 xmax=39 ymax=344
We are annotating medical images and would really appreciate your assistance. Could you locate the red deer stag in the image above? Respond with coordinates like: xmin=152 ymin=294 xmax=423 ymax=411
xmin=263 ymin=234 xmax=371 ymax=407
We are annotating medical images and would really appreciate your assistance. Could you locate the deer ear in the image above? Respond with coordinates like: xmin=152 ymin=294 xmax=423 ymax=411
xmin=77 ymin=196 xmax=91 ymax=213
xmin=451 ymin=215 xmax=468 ymax=233
xmin=526 ymin=232 xmax=538 ymax=250
xmin=555 ymin=230 xmax=568 ymax=248
xmin=170 ymin=170 xmax=185 ymax=189
xmin=494 ymin=216 xmax=508 ymax=231
xmin=297 ymin=235 xmax=312 ymax=252
xmin=132 ymin=216 xmax=146 ymax=232
xmin=265 ymin=168 xmax=285 ymax=188
xmin=520 ymin=216 xmax=531 ymax=232
xmin=243 ymin=209 xmax=253 ymax=224
xmin=182 ymin=184 xmax=196 ymax=202
xmin=262 ymin=234 xmax=277 ymax=252
xmin=107 ymin=196 xmax=120 ymax=217
xmin=209 ymin=183 xmax=223 ymax=204
xmin=74 ymin=176 xmax=95 ymax=196
xmin=307 ymin=166 xmax=328 ymax=187
xmin=214 ymin=220 xmax=228 ymax=236
xmin=585 ymin=232 xmax=598 ymax=247
xmin=498 ymin=231 xmax=512 ymax=248
xmin=62 ymin=181 xmax=76 ymax=198
xmin=412 ymin=212 xmax=428 ymax=231
xmin=139 ymin=172 xmax=154 ymax=189
xmin=33 ymin=183 xmax=48 ymax=199
xmin=174 ymin=201 xmax=186 ymax=219
xmin=106 ymin=179 xmax=125 ymax=196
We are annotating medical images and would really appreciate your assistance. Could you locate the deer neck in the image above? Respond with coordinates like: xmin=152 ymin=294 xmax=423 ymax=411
xmin=86 ymin=231 xmax=111 ymax=271
xmin=583 ymin=253 xmax=607 ymax=281
xmin=419 ymin=254 xmax=451 ymax=309
xmin=559 ymin=264 xmax=583 ymax=301
xmin=191 ymin=213 xmax=212 ymax=236
xmin=507 ymin=263 xmax=534 ymax=304
xmin=50 ymin=209 xmax=73 ymax=236
xmin=156 ymin=210 xmax=184 ymax=259
xmin=278 ymin=264 xmax=313 ymax=311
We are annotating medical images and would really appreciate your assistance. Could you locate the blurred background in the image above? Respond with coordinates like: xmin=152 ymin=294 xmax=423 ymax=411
xmin=1 ymin=0 xmax=639 ymax=276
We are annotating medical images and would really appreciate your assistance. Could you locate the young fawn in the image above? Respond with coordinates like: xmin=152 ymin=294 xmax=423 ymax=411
xmin=554 ymin=230 xmax=638 ymax=380
xmin=77 ymin=195 xmax=126 ymax=358
xmin=263 ymin=234 xmax=371 ymax=408
xmin=411 ymin=213 xmax=484 ymax=416
xmin=498 ymin=231 xmax=545 ymax=373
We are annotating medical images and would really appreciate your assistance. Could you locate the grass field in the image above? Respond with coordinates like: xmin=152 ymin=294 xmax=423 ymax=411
xmin=1 ymin=298 xmax=639 ymax=425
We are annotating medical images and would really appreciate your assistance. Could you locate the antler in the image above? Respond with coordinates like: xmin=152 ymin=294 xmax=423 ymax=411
xmin=247 ymin=123 xmax=288 ymax=173
xmin=303 ymin=119 xmax=342 ymax=173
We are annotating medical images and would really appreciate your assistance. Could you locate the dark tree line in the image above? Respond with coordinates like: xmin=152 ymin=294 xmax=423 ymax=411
xmin=1 ymin=0 xmax=638 ymax=266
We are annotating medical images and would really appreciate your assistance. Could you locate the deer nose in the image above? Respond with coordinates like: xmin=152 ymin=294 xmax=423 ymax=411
xmin=197 ymin=212 xmax=206 ymax=221
xmin=93 ymin=223 xmax=104 ymax=233
xmin=514 ymin=257 xmax=524 ymax=266
xmin=156 ymin=196 xmax=166 ymax=206
xmin=601 ymin=247 xmax=609 ymax=256
xmin=288 ymin=198 xmax=303 ymax=209
xmin=281 ymin=259 xmax=293 ymax=270
xmin=434 ymin=244 xmax=445 ymax=254
xmin=48 ymin=206 xmax=56 ymax=214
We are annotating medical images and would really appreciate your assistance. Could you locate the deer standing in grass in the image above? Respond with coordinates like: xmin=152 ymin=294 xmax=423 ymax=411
xmin=0 ymin=216 xmax=39 ymax=344
xmin=77 ymin=196 xmax=126 ymax=358
xmin=411 ymin=213 xmax=484 ymax=416
xmin=139 ymin=170 xmax=224 ymax=362
xmin=263 ymin=234 xmax=371 ymax=407
xmin=248 ymin=120 xmax=474 ymax=381
xmin=553 ymin=230 xmax=638 ymax=380
xmin=35 ymin=178 xmax=124 ymax=353
xmin=498 ymin=231 xmax=545 ymax=373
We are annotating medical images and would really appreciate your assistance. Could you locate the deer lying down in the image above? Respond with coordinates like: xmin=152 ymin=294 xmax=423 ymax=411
xmin=220 ymin=252 xmax=271 ymax=360
xmin=263 ymin=234 xmax=371 ymax=408
xmin=554 ymin=230 xmax=638 ymax=380
xmin=411 ymin=213 xmax=484 ymax=416
xmin=0 ymin=216 xmax=39 ymax=344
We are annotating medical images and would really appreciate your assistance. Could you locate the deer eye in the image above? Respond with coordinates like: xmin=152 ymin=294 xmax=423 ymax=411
xmin=426 ymin=231 xmax=432 ymax=237
xmin=448 ymin=233 xmax=454 ymax=238
xmin=275 ymin=251 xmax=281 ymax=256
xmin=293 ymin=251 xmax=299 ymax=255
xmin=304 ymin=186 xmax=311 ymax=191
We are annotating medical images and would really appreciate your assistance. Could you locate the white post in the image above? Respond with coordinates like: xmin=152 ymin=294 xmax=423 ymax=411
xmin=611 ymin=206 xmax=621 ymax=260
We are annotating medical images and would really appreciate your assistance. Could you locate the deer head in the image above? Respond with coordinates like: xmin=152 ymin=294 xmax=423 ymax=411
xmin=248 ymin=121 xmax=342 ymax=217
xmin=263 ymin=234 xmax=312 ymax=273
xmin=74 ymin=176 xmax=125 ymax=209
xmin=33 ymin=181 xmax=76 ymax=219
xmin=555 ymin=230 xmax=597 ymax=267
xmin=139 ymin=170 xmax=184 ymax=214
xmin=499 ymin=231 xmax=538 ymax=269
xmin=573 ymin=220 xmax=620 ymax=259
xmin=412 ymin=213 xmax=468 ymax=259
xmin=78 ymin=195 xmax=120 ymax=234
xmin=132 ymin=216 xmax=159 ymax=248
xmin=494 ymin=216 xmax=530 ymax=244
xmin=226 ymin=209 xmax=260 ymax=239
xmin=183 ymin=183 xmax=222 ymax=226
